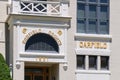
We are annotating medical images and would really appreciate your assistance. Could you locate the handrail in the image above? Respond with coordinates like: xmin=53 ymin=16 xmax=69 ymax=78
xmin=20 ymin=0 xmax=60 ymax=4
xmin=9 ymin=0 xmax=69 ymax=17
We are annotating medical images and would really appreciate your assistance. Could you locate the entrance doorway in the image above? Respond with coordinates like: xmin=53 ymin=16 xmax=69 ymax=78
xmin=25 ymin=67 xmax=49 ymax=80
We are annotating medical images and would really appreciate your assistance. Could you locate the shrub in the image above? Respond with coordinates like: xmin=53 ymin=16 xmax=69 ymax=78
xmin=0 ymin=53 xmax=5 ymax=63
xmin=0 ymin=53 xmax=12 ymax=80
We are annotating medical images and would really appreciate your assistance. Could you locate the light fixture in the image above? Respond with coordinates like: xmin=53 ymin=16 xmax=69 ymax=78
xmin=16 ymin=61 xmax=21 ymax=69
xmin=9 ymin=64 xmax=13 ymax=78
xmin=63 ymin=63 xmax=68 ymax=71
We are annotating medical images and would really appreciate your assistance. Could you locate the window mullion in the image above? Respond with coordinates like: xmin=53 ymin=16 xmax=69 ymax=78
xmin=97 ymin=56 xmax=100 ymax=70
xmin=97 ymin=5 xmax=100 ymax=34
xmin=85 ymin=4 xmax=89 ymax=33
xmin=107 ymin=5 xmax=109 ymax=34
xmin=85 ymin=55 xmax=89 ymax=70
xmin=98 ymin=0 xmax=100 ymax=3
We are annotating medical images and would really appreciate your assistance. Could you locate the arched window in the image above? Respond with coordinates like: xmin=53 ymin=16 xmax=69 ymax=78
xmin=25 ymin=33 xmax=59 ymax=53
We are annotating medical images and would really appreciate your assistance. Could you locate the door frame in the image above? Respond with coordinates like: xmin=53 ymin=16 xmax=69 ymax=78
xmin=25 ymin=66 xmax=50 ymax=80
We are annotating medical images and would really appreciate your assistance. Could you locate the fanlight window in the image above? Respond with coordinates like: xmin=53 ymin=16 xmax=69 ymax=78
xmin=25 ymin=33 xmax=59 ymax=53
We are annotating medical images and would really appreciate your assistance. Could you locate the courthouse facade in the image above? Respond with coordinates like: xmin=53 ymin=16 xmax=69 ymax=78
xmin=0 ymin=0 xmax=119 ymax=80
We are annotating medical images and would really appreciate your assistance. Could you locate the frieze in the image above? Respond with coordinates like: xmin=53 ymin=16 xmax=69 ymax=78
xmin=79 ymin=41 xmax=107 ymax=49
xmin=22 ymin=29 xmax=62 ymax=46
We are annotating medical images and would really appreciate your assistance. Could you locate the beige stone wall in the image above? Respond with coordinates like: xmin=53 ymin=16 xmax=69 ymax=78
xmin=0 ymin=24 xmax=5 ymax=41
xmin=0 ymin=1 xmax=8 ymax=58
xmin=0 ymin=1 xmax=8 ymax=22
xmin=59 ymin=0 xmax=77 ymax=80
xmin=110 ymin=0 xmax=120 ymax=80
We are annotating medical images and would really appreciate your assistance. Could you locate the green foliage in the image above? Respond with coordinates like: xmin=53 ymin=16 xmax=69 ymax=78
xmin=0 ymin=53 xmax=5 ymax=63
xmin=0 ymin=53 xmax=12 ymax=80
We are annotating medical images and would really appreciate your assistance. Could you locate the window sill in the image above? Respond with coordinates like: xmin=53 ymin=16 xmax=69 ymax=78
xmin=75 ymin=70 xmax=111 ymax=74
xmin=17 ymin=52 xmax=66 ymax=63
xmin=75 ymin=49 xmax=111 ymax=56
xmin=75 ymin=33 xmax=112 ymax=42
xmin=19 ymin=52 xmax=65 ymax=58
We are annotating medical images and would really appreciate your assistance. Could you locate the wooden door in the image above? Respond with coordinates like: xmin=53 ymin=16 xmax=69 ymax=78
xmin=25 ymin=67 xmax=49 ymax=80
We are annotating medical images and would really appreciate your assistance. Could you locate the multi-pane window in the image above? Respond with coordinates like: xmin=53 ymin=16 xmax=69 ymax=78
xmin=78 ymin=0 xmax=85 ymax=1
xmin=89 ymin=5 xmax=97 ymax=19
xmin=77 ymin=55 xmax=109 ymax=70
xmin=77 ymin=0 xmax=109 ymax=34
xmin=101 ymin=56 xmax=109 ymax=70
xmin=89 ymin=0 xmax=97 ymax=2
xmin=77 ymin=19 xmax=86 ymax=33
xmin=88 ymin=19 xmax=97 ymax=33
xmin=25 ymin=33 xmax=59 ymax=53
xmin=100 ymin=0 xmax=108 ymax=3
xmin=77 ymin=3 xmax=85 ymax=18
xmin=99 ymin=20 xmax=108 ymax=34
xmin=100 ymin=5 xmax=108 ymax=20
xmin=77 ymin=55 xmax=85 ymax=69
xmin=89 ymin=56 xmax=97 ymax=69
